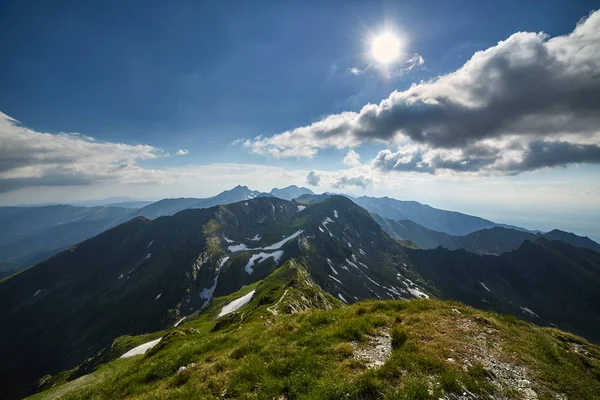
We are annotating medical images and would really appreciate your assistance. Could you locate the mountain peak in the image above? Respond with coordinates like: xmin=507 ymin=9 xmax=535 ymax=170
xmin=269 ymin=185 xmax=314 ymax=200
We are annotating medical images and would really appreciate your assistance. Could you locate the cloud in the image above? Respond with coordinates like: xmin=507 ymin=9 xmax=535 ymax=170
xmin=343 ymin=150 xmax=361 ymax=166
xmin=0 ymin=112 xmax=162 ymax=193
xmin=332 ymin=174 xmax=371 ymax=189
xmin=176 ymin=149 xmax=189 ymax=156
xmin=306 ymin=171 xmax=321 ymax=186
xmin=244 ymin=11 xmax=600 ymax=174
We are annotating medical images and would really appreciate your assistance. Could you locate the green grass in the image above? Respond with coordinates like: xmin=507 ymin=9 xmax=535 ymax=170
xmin=29 ymin=293 xmax=600 ymax=400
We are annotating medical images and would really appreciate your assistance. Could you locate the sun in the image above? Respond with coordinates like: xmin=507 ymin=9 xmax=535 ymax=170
xmin=372 ymin=33 xmax=401 ymax=64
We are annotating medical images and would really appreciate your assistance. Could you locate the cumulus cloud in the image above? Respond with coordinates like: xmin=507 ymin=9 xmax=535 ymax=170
xmin=306 ymin=171 xmax=321 ymax=186
xmin=176 ymin=149 xmax=189 ymax=156
xmin=332 ymin=174 xmax=371 ymax=189
xmin=343 ymin=150 xmax=361 ymax=166
xmin=0 ymin=112 xmax=162 ymax=193
xmin=244 ymin=10 xmax=600 ymax=175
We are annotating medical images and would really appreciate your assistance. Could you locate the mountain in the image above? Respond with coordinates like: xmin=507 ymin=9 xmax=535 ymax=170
xmin=0 ymin=195 xmax=425 ymax=399
xmin=351 ymin=196 xmax=506 ymax=236
xmin=128 ymin=185 xmax=264 ymax=219
xmin=290 ymin=193 xmax=530 ymax=236
xmin=543 ymin=229 xmax=600 ymax=253
xmin=30 ymin=276 xmax=600 ymax=400
xmin=3 ymin=195 xmax=599 ymax=398
xmin=407 ymin=238 xmax=600 ymax=342
xmin=0 ymin=205 xmax=134 ymax=275
xmin=376 ymin=216 xmax=600 ymax=255
xmin=269 ymin=185 xmax=314 ymax=200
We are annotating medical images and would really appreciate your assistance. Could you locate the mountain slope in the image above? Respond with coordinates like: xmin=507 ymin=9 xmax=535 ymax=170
xmin=0 ymin=205 xmax=135 ymax=275
xmin=352 ymin=196 xmax=504 ymax=236
xmin=407 ymin=238 xmax=600 ymax=343
xmin=128 ymin=185 xmax=264 ymax=219
xmin=30 ymin=288 xmax=600 ymax=400
xmin=377 ymin=215 xmax=600 ymax=255
xmin=269 ymin=185 xmax=314 ymax=200
xmin=0 ymin=205 xmax=132 ymax=246
xmin=0 ymin=195 xmax=427 ymax=399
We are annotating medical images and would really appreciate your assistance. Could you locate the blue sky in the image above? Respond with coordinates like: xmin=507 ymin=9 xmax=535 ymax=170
xmin=1 ymin=0 xmax=599 ymax=238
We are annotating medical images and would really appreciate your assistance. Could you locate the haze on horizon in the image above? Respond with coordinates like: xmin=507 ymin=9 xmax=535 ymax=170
xmin=1 ymin=0 xmax=599 ymax=239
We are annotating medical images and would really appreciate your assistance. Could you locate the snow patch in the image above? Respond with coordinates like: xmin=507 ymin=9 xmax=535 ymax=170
xmin=218 ymin=289 xmax=256 ymax=317
xmin=520 ymin=307 xmax=539 ymax=318
xmin=346 ymin=258 xmax=359 ymax=269
xmin=365 ymin=276 xmax=382 ymax=287
xmin=347 ymin=241 xmax=352 ymax=248
xmin=359 ymin=248 xmax=366 ymax=256
xmin=480 ymin=282 xmax=491 ymax=292
xmin=228 ymin=230 xmax=303 ymax=253
xmin=147 ymin=240 xmax=154 ymax=248
xmin=228 ymin=243 xmax=249 ymax=252
xmin=200 ymin=257 xmax=230 ymax=304
xmin=155 ymin=293 xmax=162 ymax=300
xmin=33 ymin=289 xmax=42 ymax=297
xmin=174 ymin=317 xmax=186 ymax=327
xmin=247 ymin=234 xmax=262 ymax=241
xmin=338 ymin=293 xmax=348 ymax=303
xmin=144 ymin=253 xmax=152 ymax=260
xmin=329 ymin=274 xmax=343 ymax=284
xmin=334 ymin=210 xmax=338 ymax=218
xmin=297 ymin=205 xmax=306 ymax=212
xmin=262 ymin=229 xmax=303 ymax=250
xmin=120 ymin=338 xmax=162 ymax=358
xmin=222 ymin=236 xmax=235 ymax=243
xmin=219 ymin=256 xmax=230 ymax=268
xmin=117 ymin=274 xmax=124 ymax=280
xmin=244 ymin=250 xmax=284 ymax=274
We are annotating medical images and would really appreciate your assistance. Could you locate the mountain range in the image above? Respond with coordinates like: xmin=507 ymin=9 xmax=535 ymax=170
xmin=1 ymin=194 xmax=599 ymax=399
xmin=2 ymin=184 xmax=581 ymax=280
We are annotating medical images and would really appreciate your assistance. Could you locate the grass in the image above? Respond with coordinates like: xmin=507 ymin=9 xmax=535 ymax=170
xmin=29 ymin=292 xmax=600 ymax=400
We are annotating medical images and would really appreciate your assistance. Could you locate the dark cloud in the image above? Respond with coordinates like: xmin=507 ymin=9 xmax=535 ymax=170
xmin=306 ymin=171 xmax=321 ymax=186
xmin=332 ymin=175 xmax=371 ymax=189
xmin=513 ymin=141 xmax=600 ymax=171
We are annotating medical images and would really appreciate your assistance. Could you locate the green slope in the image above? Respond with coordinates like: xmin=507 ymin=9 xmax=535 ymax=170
xmin=30 ymin=264 xmax=600 ymax=400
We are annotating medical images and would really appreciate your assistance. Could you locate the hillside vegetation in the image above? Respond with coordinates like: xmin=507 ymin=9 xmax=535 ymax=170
xmin=30 ymin=262 xmax=600 ymax=400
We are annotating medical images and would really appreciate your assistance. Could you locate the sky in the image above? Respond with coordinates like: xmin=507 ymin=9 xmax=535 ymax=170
xmin=1 ymin=0 xmax=599 ymax=239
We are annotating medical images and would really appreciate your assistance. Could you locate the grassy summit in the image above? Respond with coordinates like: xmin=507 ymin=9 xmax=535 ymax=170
xmin=31 ymin=262 xmax=600 ymax=400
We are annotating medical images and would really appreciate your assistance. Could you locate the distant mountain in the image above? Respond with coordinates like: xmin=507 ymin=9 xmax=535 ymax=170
xmin=351 ymin=196 xmax=504 ymax=235
xmin=68 ymin=197 xmax=155 ymax=208
xmin=289 ymin=193 xmax=527 ymax=236
xmin=376 ymin=216 xmax=600 ymax=255
xmin=408 ymin=238 xmax=600 ymax=343
xmin=269 ymin=185 xmax=314 ymax=200
xmin=295 ymin=193 xmax=332 ymax=205
xmin=543 ymin=229 xmax=600 ymax=253
xmin=0 ymin=205 xmax=133 ymax=275
xmin=129 ymin=185 xmax=265 ymax=219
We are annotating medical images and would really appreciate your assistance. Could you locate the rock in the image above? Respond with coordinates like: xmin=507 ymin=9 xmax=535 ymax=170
xmin=177 ymin=366 xmax=187 ymax=374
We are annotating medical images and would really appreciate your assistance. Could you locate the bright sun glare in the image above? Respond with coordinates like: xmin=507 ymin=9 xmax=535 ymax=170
xmin=372 ymin=33 xmax=401 ymax=64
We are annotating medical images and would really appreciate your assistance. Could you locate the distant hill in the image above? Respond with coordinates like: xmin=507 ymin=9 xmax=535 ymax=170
xmin=352 ymin=196 xmax=505 ymax=236
xmin=376 ymin=215 xmax=600 ymax=255
xmin=269 ymin=185 xmax=313 ymax=200
xmin=408 ymin=238 xmax=600 ymax=343
xmin=129 ymin=185 xmax=265 ymax=219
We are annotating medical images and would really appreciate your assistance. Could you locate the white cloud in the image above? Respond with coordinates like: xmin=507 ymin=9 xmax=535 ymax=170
xmin=0 ymin=112 xmax=162 ymax=193
xmin=176 ymin=149 xmax=189 ymax=156
xmin=242 ymin=11 xmax=600 ymax=175
xmin=343 ymin=149 xmax=361 ymax=166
